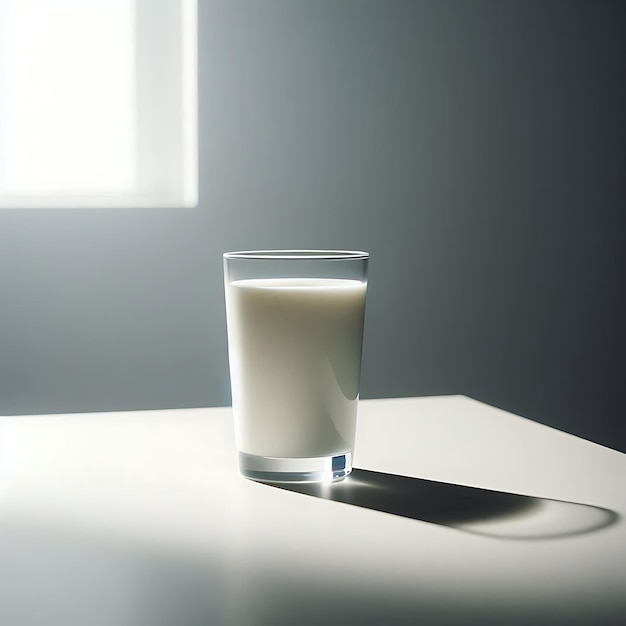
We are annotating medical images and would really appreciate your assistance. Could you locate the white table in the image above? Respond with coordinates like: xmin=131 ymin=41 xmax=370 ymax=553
xmin=1 ymin=396 xmax=624 ymax=625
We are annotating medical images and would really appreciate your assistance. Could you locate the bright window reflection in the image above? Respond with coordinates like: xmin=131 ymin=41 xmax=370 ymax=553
xmin=0 ymin=0 xmax=197 ymax=208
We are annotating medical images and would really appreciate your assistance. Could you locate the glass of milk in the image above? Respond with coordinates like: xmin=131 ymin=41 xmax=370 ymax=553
xmin=223 ymin=250 xmax=369 ymax=483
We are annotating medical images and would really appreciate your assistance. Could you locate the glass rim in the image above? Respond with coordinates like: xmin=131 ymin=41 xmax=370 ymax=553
xmin=223 ymin=249 xmax=369 ymax=260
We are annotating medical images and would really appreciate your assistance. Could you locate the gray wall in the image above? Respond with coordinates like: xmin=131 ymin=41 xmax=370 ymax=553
xmin=1 ymin=0 xmax=625 ymax=451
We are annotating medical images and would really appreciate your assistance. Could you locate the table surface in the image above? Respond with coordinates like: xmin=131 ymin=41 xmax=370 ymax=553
xmin=1 ymin=395 xmax=625 ymax=626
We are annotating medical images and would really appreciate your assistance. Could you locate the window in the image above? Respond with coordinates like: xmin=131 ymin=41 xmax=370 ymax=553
xmin=0 ymin=0 xmax=197 ymax=208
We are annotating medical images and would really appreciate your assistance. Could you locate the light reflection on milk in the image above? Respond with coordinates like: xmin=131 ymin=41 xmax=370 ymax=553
xmin=225 ymin=278 xmax=367 ymax=458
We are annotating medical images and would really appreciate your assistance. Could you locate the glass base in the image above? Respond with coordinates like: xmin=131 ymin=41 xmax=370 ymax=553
xmin=238 ymin=451 xmax=352 ymax=483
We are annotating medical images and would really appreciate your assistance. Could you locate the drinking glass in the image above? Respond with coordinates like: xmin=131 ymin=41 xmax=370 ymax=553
xmin=223 ymin=250 xmax=369 ymax=483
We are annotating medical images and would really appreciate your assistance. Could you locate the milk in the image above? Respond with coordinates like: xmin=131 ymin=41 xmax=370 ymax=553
xmin=225 ymin=278 xmax=367 ymax=459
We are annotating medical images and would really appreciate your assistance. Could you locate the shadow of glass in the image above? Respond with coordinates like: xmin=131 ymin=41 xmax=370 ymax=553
xmin=265 ymin=468 xmax=619 ymax=540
